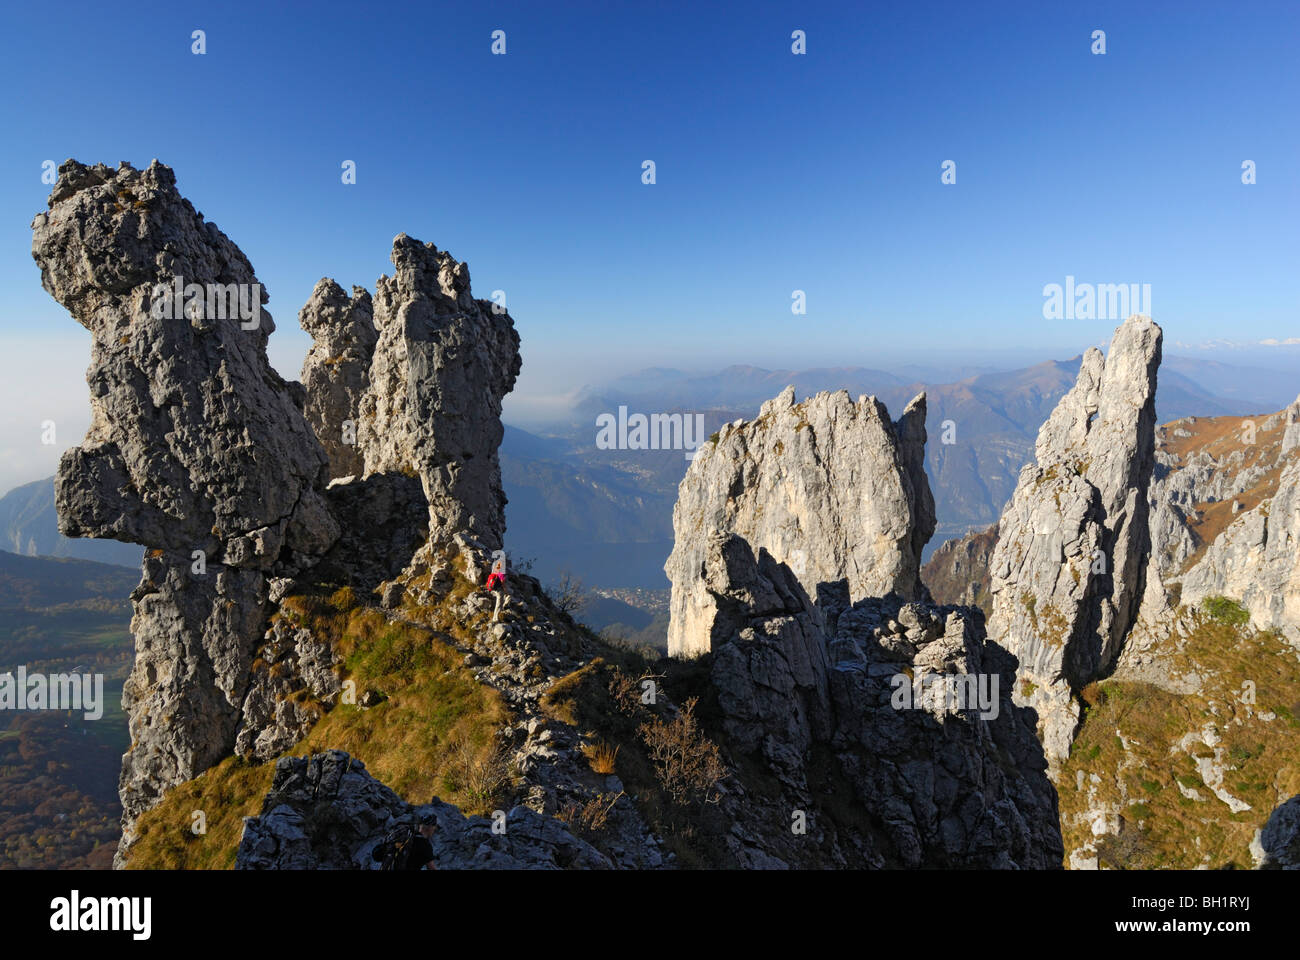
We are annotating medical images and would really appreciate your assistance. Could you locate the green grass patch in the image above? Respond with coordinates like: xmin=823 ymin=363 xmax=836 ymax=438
xmin=1059 ymin=615 xmax=1300 ymax=869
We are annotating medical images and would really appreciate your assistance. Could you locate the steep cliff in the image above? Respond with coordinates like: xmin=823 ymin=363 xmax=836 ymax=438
xmin=986 ymin=316 xmax=1161 ymax=764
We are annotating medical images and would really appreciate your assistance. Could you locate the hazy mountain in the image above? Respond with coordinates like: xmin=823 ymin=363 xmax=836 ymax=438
xmin=4 ymin=356 xmax=1273 ymax=596
xmin=0 ymin=550 xmax=139 ymax=609
xmin=0 ymin=478 xmax=141 ymax=568
xmin=1163 ymin=355 xmax=1299 ymax=412
xmin=499 ymin=354 xmax=1275 ymax=588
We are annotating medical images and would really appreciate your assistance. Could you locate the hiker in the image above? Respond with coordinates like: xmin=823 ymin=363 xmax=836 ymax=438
xmin=371 ymin=815 xmax=437 ymax=870
xmin=484 ymin=554 xmax=507 ymax=622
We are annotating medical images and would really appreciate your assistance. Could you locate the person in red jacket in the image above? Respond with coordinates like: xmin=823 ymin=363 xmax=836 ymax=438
xmin=484 ymin=554 xmax=507 ymax=622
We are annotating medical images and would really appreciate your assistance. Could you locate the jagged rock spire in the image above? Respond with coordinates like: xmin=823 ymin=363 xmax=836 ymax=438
xmin=31 ymin=160 xmax=343 ymax=862
xmin=357 ymin=235 xmax=522 ymax=552
xmin=987 ymin=315 xmax=1162 ymax=764
xmin=299 ymin=280 xmax=376 ymax=480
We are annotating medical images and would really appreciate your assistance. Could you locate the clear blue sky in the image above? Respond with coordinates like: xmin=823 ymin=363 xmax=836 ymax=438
xmin=0 ymin=0 xmax=1296 ymax=488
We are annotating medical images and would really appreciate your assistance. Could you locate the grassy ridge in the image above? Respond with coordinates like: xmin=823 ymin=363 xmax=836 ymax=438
xmin=1059 ymin=602 xmax=1300 ymax=869
xmin=126 ymin=587 xmax=510 ymax=869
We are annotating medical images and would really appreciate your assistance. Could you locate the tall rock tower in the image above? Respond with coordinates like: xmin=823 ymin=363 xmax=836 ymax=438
xmin=987 ymin=315 xmax=1162 ymax=764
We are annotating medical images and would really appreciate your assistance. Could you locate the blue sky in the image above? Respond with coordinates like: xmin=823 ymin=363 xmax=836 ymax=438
xmin=0 ymin=0 xmax=1297 ymax=487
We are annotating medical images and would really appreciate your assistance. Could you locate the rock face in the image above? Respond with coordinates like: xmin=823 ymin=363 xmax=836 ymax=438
xmin=1180 ymin=453 xmax=1300 ymax=642
xmin=299 ymin=280 xmax=376 ymax=480
xmin=986 ymin=316 xmax=1161 ymax=764
xmin=236 ymin=751 xmax=612 ymax=870
xmin=33 ymin=161 xmax=338 ymax=562
xmin=1260 ymin=794 xmax=1300 ymax=869
xmin=31 ymin=160 xmax=344 ymax=862
xmin=358 ymin=235 xmax=522 ymax=552
xmin=1144 ymin=395 xmax=1300 ymax=645
xmin=665 ymin=386 xmax=935 ymax=657
xmin=695 ymin=533 xmax=1062 ymax=868
xmin=922 ymin=522 xmax=997 ymax=614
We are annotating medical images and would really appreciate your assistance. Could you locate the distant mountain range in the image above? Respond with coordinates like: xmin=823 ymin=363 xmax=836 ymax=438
xmin=498 ymin=352 xmax=1294 ymax=590
xmin=4 ymin=353 xmax=1291 ymax=597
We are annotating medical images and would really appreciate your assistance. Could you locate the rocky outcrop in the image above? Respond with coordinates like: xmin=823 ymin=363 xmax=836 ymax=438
xmin=986 ymin=316 xmax=1161 ymax=764
xmin=661 ymin=385 xmax=1061 ymax=867
xmin=31 ymin=160 xmax=345 ymax=862
xmin=665 ymin=386 xmax=935 ymax=657
xmin=1146 ymin=400 xmax=1299 ymax=582
xmin=299 ymin=280 xmax=376 ymax=480
xmin=1139 ymin=395 xmax=1300 ymax=645
xmin=922 ymin=523 xmax=997 ymax=613
xmin=234 ymin=615 xmax=343 ymax=761
xmin=33 ymin=161 xmax=338 ymax=563
xmin=31 ymin=161 xmax=522 ymax=870
xmin=1259 ymin=794 xmax=1300 ymax=869
xmin=358 ymin=236 xmax=521 ymax=552
xmin=236 ymin=750 xmax=612 ymax=869
xmin=695 ymin=533 xmax=1062 ymax=868
xmin=1180 ymin=453 xmax=1300 ymax=642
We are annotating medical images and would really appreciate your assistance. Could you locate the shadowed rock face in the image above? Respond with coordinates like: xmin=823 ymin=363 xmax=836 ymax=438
xmin=661 ymin=386 xmax=1061 ymax=867
xmin=665 ymin=386 xmax=935 ymax=658
xmin=1259 ymin=793 xmax=1300 ymax=869
xmin=358 ymin=235 xmax=522 ymax=552
xmin=691 ymin=532 xmax=1063 ymax=868
xmin=986 ymin=315 xmax=1162 ymax=764
xmin=299 ymin=280 xmax=376 ymax=480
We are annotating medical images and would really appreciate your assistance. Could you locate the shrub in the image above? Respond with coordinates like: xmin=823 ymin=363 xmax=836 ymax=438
xmin=638 ymin=698 xmax=727 ymax=806
xmin=547 ymin=571 xmax=586 ymax=615
xmin=556 ymin=792 xmax=622 ymax=839
xmin=330 ymin=586 xmax=357 ymax=612
xmin=449 ymin=738 xmax=513 ymax=808
xmin=583 ymin=741 xmax=619 ymax=775
xmin=1202 ymin=596 xmax=1249 ymax=627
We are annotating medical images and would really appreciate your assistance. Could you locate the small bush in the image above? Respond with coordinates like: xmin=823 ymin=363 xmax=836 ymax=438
xmin=1202 ymin=596 xmax=1249 ymax=627
xmin=583 ymin=741 xmax=619 ymax=775
xmin=556 ymin=792 xmax=622 ymax=839
xmin=448 ymin=738 xmax=513 ymax=808
xmin=546 ymin=571 xmax=586 ymax=615
xmin=330 ymin=586 xmax=358 ymax=612
xmin=638 ymin=698 xmax=727 ymax=806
